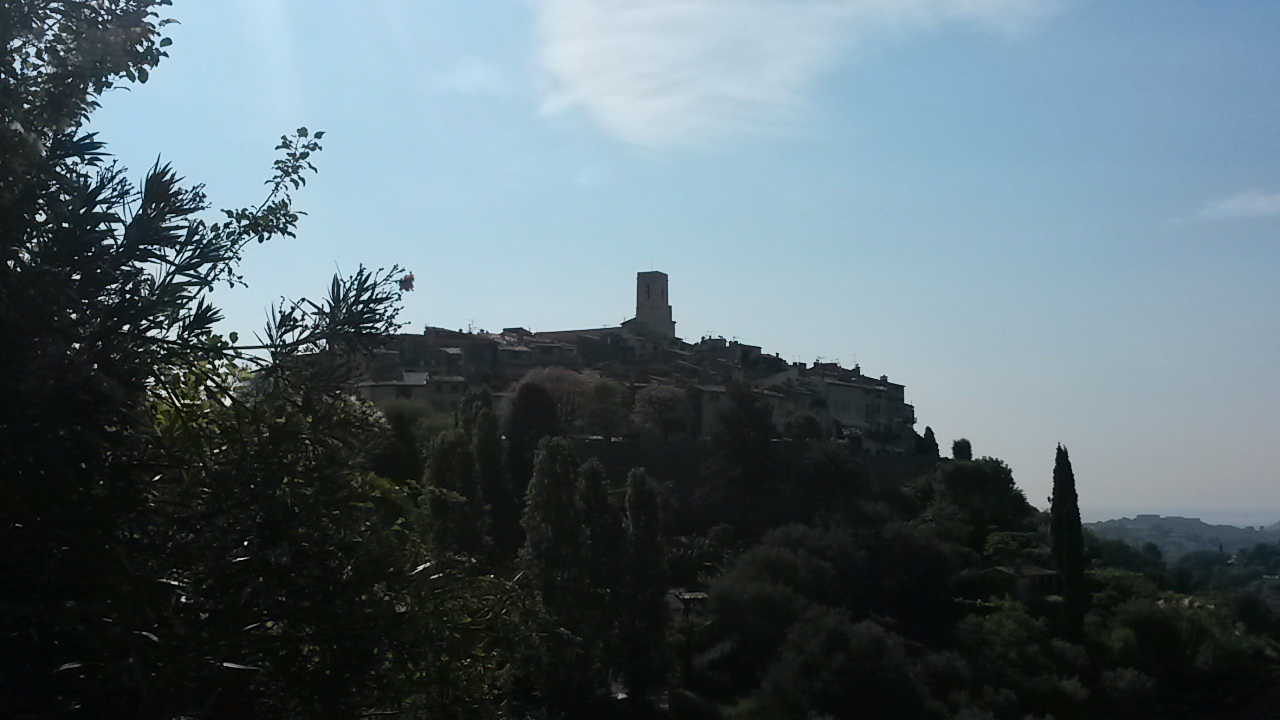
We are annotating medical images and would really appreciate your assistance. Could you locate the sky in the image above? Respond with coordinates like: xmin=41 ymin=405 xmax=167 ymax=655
xmin=88 ymin=0 xmax=1280 ymax=525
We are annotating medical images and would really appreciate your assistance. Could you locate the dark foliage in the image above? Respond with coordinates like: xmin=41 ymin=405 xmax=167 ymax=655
xmin=1051 ymin=445 xmax=1087 ymax=638
xmin=505 ymin=380 xmax=559 ymax=500
xmin=0 ymin=6 xmax=509 ymax=716
xmin=919 ymin=425 xmax=940 ymax=458
xmin=618 ymin=469 xmax=673 ymax=702
xmin=749 ymin=610 xmax=928 ymax=719
xmin=701 ymin=383 xmax=780 ymax=533
xmin=7 ymin=6 xmax=1280 ymax=718
xmin=368 ymin=399 xmax=428 ymax=483
xmin=470 ymin=393 xmax=523 ymax=564
xmin=923 ymin=456 xmax=1035 ymax=551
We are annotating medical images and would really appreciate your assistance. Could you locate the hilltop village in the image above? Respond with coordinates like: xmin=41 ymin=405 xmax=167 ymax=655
xmin=356 ymin=271 xmax=920 ymax=452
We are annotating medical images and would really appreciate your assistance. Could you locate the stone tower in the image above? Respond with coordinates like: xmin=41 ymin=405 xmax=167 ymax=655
xmin=634 ymin=270 xmax=676 ymax=339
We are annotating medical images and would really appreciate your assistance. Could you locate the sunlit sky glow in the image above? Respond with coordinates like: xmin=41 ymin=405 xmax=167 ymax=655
xmin=89 ymin=0 xmax=1280 ymax=525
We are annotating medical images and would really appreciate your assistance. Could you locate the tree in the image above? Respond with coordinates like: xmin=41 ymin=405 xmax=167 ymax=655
xmin=706 ymin=383 xmax=780 ymax=532
xmin=782 ymin=412 xmax=824 ymax=441
xmin=952 ymin=438 xmax=973 ymax=461
xmin=632 ymin=383 xmax=692 ymax=440
xmin=520 ymin=367 xmax=589 ymax=430
xmin=919 ymin=426 xmax=940 ymax=458
xmin=368 ymin=399 xmax=428 ymax=484
xmin=582 ymin=376 xmax=630 ymax=437
xmin=504 ymin=381 xmax=559 ymax=499
xmin=150 ymin=358 xmax=501 ymax=718
xmin=578 ymin=459 xmax=625 ymax=687
xmin=925 ymin=456 xmax=1034 ymax=551
xmin=461 ymin=390 xmax=521 ymax=564
xmin=0 ymin=5 xmax=503 ymax=714
xmin=423 ymin=428 xmax=488 ymax=557
xmin=1051 ymin=444 xmax=1087 ymax=639
xmin=518 ymin=438 xmax=600 ymax=709
xmin=751 ymin=611 xmax=928 ymax=720
xmin=520 ymin=437 xmax=586 ymax=621
xmin=617 ymin=469 xmax=672 ymax=702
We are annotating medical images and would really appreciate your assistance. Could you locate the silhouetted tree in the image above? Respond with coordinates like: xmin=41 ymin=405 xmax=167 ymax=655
xmin=925 ymin=456 xmax=1034 ymax=551
xmin=520 ymin=367 xmax=589 ymax=430
xmin=582 ymin=376 xmax=631 ymax=437
xmin=633 ymin=383 xmax=692 ymax=440
xmin=783 ymin=412 xmax=824 ymax=441
xmin=519 ymin=438 xmax=601 ymax=709
xmin=456 ymin=389 xmax=520 ymax=563
xmin=920 ymin=426 xmax=940 ymax=458
xmin=1051 ymin=444 xmax=1086 ymax=639
xmin=0 ymin=5 xmax=512 ymax=712
xmin=579 ymin=459 xmax=625 ymax=684
xmin=521 ymin=438 xmax=585 ymax=614
xmin=476 ymin=407 xmax=521 ymax=565
xmin=707 ymin=383 xmax=779 ymax=531
xmin=751 ymin=611 xmax=928 ymax=720
xmin=423 ymin=429 xmax=487 ymax=556
xmin=618 ymin=469 xmax=671 ymax=702
xmin=368 ymin=400 xmax=427 ymax=484
xmin=505 ymin=381 xmax=559 ymax=500
xmin=952 ymin=438 xmax=973 ymax=461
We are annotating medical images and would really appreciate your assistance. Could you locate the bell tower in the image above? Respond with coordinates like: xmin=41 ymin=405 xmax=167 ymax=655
xmin=634 ymin=271 xmax=676 ymax=339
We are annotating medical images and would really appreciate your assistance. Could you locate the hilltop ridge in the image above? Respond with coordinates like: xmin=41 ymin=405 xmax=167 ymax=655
xmin=1088 ymin=514 xmax=1280 ymax=561
xmin=356 ymin=271 xmax=921 ymax=453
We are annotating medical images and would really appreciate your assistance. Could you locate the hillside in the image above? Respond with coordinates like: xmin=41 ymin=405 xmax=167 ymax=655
xmin=1088 ymin=514 xmax=1280 ymax=561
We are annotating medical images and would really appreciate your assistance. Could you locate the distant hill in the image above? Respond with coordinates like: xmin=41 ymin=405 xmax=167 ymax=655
xmin=1087 ymin=514 xmax=1280 ymax=562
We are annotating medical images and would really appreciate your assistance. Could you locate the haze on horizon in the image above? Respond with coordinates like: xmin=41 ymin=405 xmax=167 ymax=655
xmin=88 ymin=0 xmax=1280 ymax=526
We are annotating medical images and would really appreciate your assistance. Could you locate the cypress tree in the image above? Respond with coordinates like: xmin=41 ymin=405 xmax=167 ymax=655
xmin=458 ymin=389 xmax=521 ymax=564
xmin=505 ymin=381 xmax=559 ymax=501
xmin=520 ymin=437 xmax=585 ymax=619
xmin=921 ymin=426 xmax=940 ymax=458
xmin=519 ymin=438 xmax=599 ymax=709
xmin=617 ymin=469 xmax=671 ymax=703
xmin=475 ymin=406 xmax=521 ymax=564
xmin=423 ymin=429 xmax=487 ymax=556
xmin=580 ymin=459 xmax=624 ymax=611
xmin=1051 ymin=444 xmax=1086 ymax=639
xmin=579 ymin=459 xmax=625 ymax=688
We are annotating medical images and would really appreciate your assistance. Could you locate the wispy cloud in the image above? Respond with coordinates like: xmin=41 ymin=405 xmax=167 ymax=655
xmin=535 ymin=0 xmax=1061 ymax=147
xmin=1197 ymin=190 xmax=1280 ymax=222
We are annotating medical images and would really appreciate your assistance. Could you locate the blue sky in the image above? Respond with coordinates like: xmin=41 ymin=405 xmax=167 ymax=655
xmin=89 ymin=0 xmax=1280 ymax=524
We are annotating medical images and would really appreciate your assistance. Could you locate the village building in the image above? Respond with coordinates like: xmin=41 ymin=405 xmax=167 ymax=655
xmin=354 ymin=271 xmax=917 ymax=449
